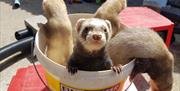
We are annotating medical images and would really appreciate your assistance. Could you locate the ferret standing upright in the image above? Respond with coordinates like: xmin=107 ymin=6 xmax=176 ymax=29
xmin=40 ymin=0 xmax=73 ymax=65
xmin=107 ymin=28 xmax=174 ymax=91
xmin=67 ymin=18 xmax=121 ymax=74
xmin=94 ymin=0 xmax=127 ymax=37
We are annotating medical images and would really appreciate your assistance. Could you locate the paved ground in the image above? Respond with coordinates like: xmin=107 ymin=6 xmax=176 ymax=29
xmin=0 ymin=0 xmax=180 ymax=91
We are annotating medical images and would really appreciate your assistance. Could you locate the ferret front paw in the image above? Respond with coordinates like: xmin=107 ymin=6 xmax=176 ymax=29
xmin=111 ymin=64 xmax=123 ymax=74
xmin=68 ymin=66 xmax=78 ymax=75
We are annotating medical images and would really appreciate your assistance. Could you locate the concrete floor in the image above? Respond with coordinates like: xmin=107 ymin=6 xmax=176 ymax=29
xmin=0 ymin=0 xmax=180 ymax=91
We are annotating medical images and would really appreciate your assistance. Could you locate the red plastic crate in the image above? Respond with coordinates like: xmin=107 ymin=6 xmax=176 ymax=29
xmin=8 ymin=65 xmax=49 ymax=91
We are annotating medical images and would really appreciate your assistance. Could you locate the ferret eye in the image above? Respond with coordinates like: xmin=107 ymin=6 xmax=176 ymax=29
xmin=81 ymin=27 xmax=91 ymax=39
xmin=84 ymin=27 xmax=90 ymax=31
xmin=104 ymin=29 xmax=107 ymax=33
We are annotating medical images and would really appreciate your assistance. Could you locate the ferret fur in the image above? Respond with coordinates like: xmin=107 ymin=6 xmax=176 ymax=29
xmin=94 ymin=0 xmax=127 ymax=37
xmin=107 ymin=28 xmax=174 ymax=91
xmin=40 ymin=0 xmax=73 ymax=65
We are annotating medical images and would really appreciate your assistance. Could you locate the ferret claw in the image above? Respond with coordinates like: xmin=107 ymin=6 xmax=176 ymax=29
xmin=68 ymin=66 xmax=78 ymax=75
xmin=111 ymin=64 xmax=123 ymax=74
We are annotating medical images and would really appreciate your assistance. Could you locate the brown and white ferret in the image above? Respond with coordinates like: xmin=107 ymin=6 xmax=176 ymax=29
xmin=40 ymin=0 xmax=73 ymax=65
xmin=94 ymin=0 xmax=127 ymax=37
xmin=107 ymin=28 xmax=174 ymax=91
xmin=94 ymin=0 xmax=174 ymax=90
xmin=67 ymin=18 xmax=121 ymax=74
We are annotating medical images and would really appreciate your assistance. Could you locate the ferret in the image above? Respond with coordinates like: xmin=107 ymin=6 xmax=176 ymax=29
xmin=40 ymin=0 xmax=73 ymax=65
xmin=107 ymin=28 xmax=174 ymax=91
xmin=94 ymin=0 xmax=127 ymax=37
xmin=93 ymin=0 xmax=173 ymax=90
xmin=67 ymin=18 xmax=121 ymax=74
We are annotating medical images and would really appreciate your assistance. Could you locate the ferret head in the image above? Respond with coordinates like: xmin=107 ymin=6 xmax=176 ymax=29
xmin=75 ymin=18 xmax=112 ymax=52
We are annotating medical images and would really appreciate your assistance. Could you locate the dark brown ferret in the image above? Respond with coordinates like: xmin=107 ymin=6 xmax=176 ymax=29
xmin=40 ymin=0 xmax=73 ymax=65
xmin=107 ymin=28 xmax=174 ymax=91
xmin=67 ymin=18 xmax=112 ymax=74
xmin=94 ymin=0 xmax=127 ymax=37
xmin=67 ymin=18 xmax=122 ymax=74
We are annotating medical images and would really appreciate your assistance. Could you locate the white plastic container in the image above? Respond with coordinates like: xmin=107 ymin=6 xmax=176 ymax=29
xmin=34 ymin=13 xmax=135 ymax=91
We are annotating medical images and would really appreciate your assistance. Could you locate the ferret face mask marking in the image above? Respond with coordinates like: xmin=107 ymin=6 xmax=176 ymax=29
xmin=76 ymin=18 xmax=112 ymax=52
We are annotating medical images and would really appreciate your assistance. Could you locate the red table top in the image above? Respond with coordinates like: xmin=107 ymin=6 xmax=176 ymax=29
xmin=119 ymin=7 xmax=174 ymax=31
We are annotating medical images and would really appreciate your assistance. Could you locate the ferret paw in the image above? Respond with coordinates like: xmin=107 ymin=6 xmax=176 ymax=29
xmin=68 ymin=66 xmax=78 ymax=75
xmin=111 ymin=64 xmax=123 ymax=74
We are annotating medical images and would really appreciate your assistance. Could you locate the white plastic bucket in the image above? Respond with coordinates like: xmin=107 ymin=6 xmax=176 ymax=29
xmin=34 ymin=13 xmax=135 ymax=91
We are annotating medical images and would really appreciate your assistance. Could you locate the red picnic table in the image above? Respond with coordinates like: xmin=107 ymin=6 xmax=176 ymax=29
xmin=119 ymin=7 xmax=174 ymax=47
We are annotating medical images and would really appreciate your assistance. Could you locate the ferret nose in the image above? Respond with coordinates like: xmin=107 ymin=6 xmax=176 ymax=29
xmin=92 ymin=34 xmax=102 ymax=40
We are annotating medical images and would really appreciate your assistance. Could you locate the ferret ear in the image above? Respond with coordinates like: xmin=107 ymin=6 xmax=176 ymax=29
xmin=76 ymin=18 xmax=86 ymax=33
xmin=105 ymin=20 xmax=112 ymax=32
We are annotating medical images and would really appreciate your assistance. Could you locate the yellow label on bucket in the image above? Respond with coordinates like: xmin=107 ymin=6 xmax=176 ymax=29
xmin=59 ymin=82 xmax=124 ymax=91
xmin=45 ymin=71 xmax=126 ymax=91
xmin=45 ymin=71 xmax=60 ymax=91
